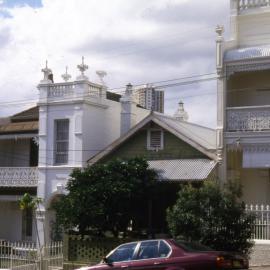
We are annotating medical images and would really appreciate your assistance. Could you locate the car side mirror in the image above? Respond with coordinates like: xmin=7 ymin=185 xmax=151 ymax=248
xmin=102 ymin=257 xmax=112 ymax=265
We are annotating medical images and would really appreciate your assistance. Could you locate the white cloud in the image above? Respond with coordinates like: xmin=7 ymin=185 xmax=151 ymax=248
xmin=0 ymin=0 xmax=230 ymax=127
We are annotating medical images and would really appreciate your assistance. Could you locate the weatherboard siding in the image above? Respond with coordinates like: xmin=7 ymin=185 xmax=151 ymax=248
xmin=101 ymin=129 xmax=208 ymax=162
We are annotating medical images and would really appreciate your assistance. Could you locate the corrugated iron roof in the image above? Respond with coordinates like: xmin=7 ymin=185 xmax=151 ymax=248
xmin=225 ymin=45 xmax=270 ymax=62
xmin=148 ymin=159 xmax=216 ymax=181
xmin=154 ymin=113 xmax=216 ymax=150
xmin=11 ymin=106 xmax=39 ymax=122
xmin=0 ymin=121 xmax=38 ymax=134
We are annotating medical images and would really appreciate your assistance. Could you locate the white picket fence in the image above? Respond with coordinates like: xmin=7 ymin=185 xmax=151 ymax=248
xmin=246 ymin=204 xmax=270 ymax=240
xmin=0 ymin=241 xmax=63 ymax=270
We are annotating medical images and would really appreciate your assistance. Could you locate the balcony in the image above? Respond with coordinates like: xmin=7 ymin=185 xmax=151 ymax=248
xmin=226 ymin=105 xmax=270 ymax=132
xmin=0 ymin=167 xmax=38 ymax=187
xmin=238 ymin=0 xmax=270 ymax=12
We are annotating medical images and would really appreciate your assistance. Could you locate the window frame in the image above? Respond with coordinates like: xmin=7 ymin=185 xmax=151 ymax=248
xmin=105 ymin=242 xmax=139 ymax=263
xmin=54 ymin=119 xmax=70 ymax=165
xmin=147 ymin=129 xmax=164 ymax=151
xmin=134 ymin=240 xmax=172 ymax=261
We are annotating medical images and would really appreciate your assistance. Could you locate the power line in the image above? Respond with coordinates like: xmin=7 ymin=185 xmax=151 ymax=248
xmin=0 ymin=72 xmax=218 ymax=107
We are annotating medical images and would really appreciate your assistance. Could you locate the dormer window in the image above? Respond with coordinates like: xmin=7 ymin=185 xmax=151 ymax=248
xmin=147 ymin=129 xmax=164 ymax=151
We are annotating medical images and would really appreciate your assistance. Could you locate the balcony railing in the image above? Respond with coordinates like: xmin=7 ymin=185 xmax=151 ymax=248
xmin=47 ymin=82 xmax=103 ymax=100
xmin=0 ymin=167 xmax=38 ymax=187
xmin=227 ymin=105 xmax=270 ymax=131
xmin=237 ymin=0 xmax=270 ymax=12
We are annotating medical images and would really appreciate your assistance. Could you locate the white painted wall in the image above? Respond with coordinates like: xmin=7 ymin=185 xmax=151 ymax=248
xmin=81 ymin=101 xmax=118 ymax=165
xmin=237 ymin=11 xmax=270 ymax=47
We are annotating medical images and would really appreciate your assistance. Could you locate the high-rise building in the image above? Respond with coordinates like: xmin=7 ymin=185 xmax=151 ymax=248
xmin=133 ymin=85 xmax=164 ymax=113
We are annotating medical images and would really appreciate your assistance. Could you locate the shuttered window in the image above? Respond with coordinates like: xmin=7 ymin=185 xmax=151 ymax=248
xmin=147 ymin=129 xmax=164 ymax=150
xmin=54 ymin=119 xmax=69 ymax=165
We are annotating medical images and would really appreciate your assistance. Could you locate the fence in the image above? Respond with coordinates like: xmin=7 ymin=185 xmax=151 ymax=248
xmin=0 ymin=241 xmax=63 ymax=270
xmin=246 ymin=204 xmax=270 ymax=240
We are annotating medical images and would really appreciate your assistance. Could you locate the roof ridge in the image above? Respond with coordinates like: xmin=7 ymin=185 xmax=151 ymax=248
xmin=153 ymin=112 xmax=216 ymax=132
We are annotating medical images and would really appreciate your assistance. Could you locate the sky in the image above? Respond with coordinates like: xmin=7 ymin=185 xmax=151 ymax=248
xmin=0 ymin=0 xmax=230 ymax=127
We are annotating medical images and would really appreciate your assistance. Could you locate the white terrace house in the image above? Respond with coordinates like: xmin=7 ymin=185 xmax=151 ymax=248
xmin=216 ymin=0 xmax=270 ymax=239
xmin=0 ymin=60 xmax=149 ymax=244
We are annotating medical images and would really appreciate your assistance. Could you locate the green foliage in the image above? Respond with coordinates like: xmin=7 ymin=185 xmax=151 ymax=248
xmin=167 ymin=180 xmax=255 ymax=254
xmin=19 ymin=193 xmax=42 ymax=210
xmin=53 ymin=157 xmax=157 ymax=237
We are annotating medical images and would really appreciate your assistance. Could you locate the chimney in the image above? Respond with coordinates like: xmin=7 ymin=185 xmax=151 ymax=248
xmin=174 ymin=100 xmax=189 ymax=121
xmin=120 ymin=83 xmax=137 ymax=135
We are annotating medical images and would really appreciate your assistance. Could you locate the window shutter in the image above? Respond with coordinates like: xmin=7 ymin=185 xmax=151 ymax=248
xmin=150 ymin=130 xmax=162 ymax=149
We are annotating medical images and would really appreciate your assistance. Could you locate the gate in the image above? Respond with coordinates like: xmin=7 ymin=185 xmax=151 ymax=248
xmin=0 ymin=241 xmax=63 ymax=270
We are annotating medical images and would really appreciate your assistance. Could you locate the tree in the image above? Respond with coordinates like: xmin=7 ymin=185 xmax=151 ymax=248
xmin=166 ymin=180 xmax=255 ymax=254
xmin=53 ymin=157 xmax=157 ymax=237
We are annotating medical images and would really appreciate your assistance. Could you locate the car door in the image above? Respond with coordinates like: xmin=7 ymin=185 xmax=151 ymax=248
xmin=130 ymin=240 xmax=171 ymax=270
xmin=102 ymin=242 xmax=138 ymax=270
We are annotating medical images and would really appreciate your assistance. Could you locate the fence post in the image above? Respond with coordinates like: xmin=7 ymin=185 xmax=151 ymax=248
xmin=10 ymin=242 xmax=13 ymax=270
xmin=63 ymin=234 xmax=69 ymax=262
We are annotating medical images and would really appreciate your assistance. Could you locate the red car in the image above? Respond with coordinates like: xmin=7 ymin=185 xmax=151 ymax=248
xmin=78 ymin=239 xmax=249 ymax=270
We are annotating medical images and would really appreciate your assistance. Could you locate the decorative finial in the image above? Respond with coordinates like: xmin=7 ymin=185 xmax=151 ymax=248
xmin=76 ymin=56 xmax=89 ymax=80
xmin=40 ymin=60 xmax=52 ymax=84
xmin=174 ymin=100 xmax=189 ymax=121
xmin=96 ymin=70 xmax=107 ymax=86
xmin=215 ymin=25 xmax=224 ymax=37
xmin=62 ymin=66 xmax=71 ymax=82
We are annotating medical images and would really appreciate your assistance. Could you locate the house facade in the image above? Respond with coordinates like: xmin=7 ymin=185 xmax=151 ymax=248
xmin=88 ymin=103 xmax=218 ymax=235
xmin=217 ymin=0 xmax=270 ymax=206
xmin=0 ymin=60 xmax=149 ymax=244
xmin=0 ymin=107 xmax=39 ymax=242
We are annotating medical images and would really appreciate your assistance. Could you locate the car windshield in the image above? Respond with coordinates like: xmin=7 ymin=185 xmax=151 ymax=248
xmin=174 ymin=240 xmax=213 ymax=252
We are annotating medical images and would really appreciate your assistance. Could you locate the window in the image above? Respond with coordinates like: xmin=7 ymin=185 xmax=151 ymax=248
xmin=136 ymin=241 xmax=159 ymax=260
xmin=158 ymin=240 xmax=171 ymax=257
xmin=147 ymin=129 xmax=164 ymax=150
xmin=135 ymin=240 xmax=171 ymax=260
xmin=107 ymin=243 xmax=137 ymax=263
xmin=54 ymin=119 xmax=69 ymax=165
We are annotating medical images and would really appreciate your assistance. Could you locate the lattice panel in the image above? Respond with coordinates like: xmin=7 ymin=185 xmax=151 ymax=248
xmin=67 ymin=236 xmax=133 ymax=263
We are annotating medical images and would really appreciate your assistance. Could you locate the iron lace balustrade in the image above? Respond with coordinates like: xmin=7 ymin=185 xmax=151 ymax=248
xmin=238 ymin=0 xmax=270 ymax=12
xmin=226 ymin=105 xmax=270 ymax=131
xmin=0 ymin=167 xmax=38 ymax=187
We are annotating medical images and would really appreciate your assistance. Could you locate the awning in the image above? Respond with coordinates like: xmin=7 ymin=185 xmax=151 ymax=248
xmin=243 ymin=145 xmax=270 ymax=168
xmin=148 ymin=159 xmax=217 ymax=182
xmin=0 ymin=121 xmax=38 ymax=135
xmin=224 ymin=46 xmax=270 ymax=76
xmin=225 ymin=45 xmax=270 ymax=62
